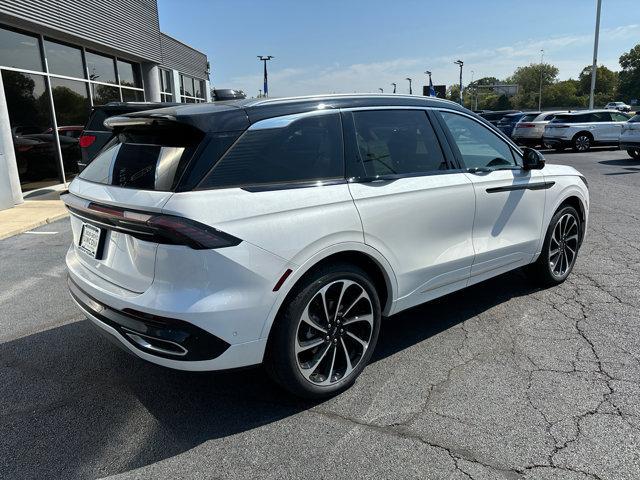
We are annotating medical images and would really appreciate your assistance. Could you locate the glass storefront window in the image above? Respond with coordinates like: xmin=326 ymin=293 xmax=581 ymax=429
xmin=180 ymin=74 xmax=193 ymax=97
xmin=0 ymin=27 xmax=43 ymax=71
xmin=44 ymin=39 xmax=85 ymax=79
xmin=91 ymin=83 xmax=120 ymax=105
xmin=122 ymin=88 xmax=144 ymax=102
xmin=2 ymin=70 xmax=61 ymax=191
xmin=117 ymin=60 xmax=141 ymax=88
xmin=85 ymin=51 xmax=117 ymax=84
xmin=50 ymin=78 xmax=90 ymax=180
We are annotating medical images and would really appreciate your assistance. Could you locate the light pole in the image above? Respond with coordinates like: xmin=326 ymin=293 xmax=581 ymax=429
xmin=588 ymin=0 xmax=602 ymax=109
xmin=391 ymin=82 xmax=396 ymax=94
xmin=470 ymin=70 xmax=477 ymax=110
xmin=257 ymin=55 xmax=274 ymax=97
xmin=406 ymin=77 xmax=412 ymax=95
xmin=378 ymin=88 xmax=384 ymax=93
xmin=538 ymin=49 xmax=544 ymax=111
xmin=454 ymin=60 xmax=464 ymax=106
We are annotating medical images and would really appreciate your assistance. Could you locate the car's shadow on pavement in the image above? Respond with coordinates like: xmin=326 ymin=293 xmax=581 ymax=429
xmin=1 ymin=270 xmax=539 ymax=479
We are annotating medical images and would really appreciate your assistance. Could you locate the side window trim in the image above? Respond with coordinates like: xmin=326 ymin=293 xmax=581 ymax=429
xmin=434 ymin=109 xmax=523 ymax=171
xmin=341 ymin=107 xmax=459 ymax=183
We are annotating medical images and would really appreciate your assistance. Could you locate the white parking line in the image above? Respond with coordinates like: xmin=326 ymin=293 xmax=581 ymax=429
xmin=24 ymin=231 xmax=58 ymax=235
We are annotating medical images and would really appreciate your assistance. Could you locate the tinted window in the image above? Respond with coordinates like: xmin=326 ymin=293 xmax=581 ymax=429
xmin=441 ymin=111 xmax=516 ymax=169
xmin=542 ymin=113 xmax=558 ymax=121
xmin=629 ymin=114 xmax=640 ymax=123
xmin=0 ymin=27 xmax=42 ymax=71
xmin=611 ymin=112 xmax=630 ymax=122
xmin=591 ymin=112 xmax=612 ymax=122
xmin=85 ymin=51 xmax=117 ymax=84
xmin=79 ymin=126 xmax=203 ymax=190
xmin=121 ymin=88 xmax=144 ymax=102
xmin=199 ymin=113 xmax=343 ymax=189
xmin=44 ymin=40 xmax=85 ymax=78
xmin=351 ymin=110 xmax=446 ymax=176
xmin=551 ymin=114 xmax=592 ymax=124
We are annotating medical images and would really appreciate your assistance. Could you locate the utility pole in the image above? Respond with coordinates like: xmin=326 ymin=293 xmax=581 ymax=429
xmin=391 ymin=82 xmax=396 ymax=93
xmin=406 ymin=77 xmax=412 ymax=95
xmin=588 ymin=0 xmax=602 ymax=109
xmin=470 ymin=70 xmax=476 ymax=110
xmin=425 ymin=70 xmax=432 ymax=96
xmin=454 ymin=60 xmax=464 ymax=106
xmin=257 ymin=55 xmax=274 ymax=97
xmin=538 ymin=49 xmax=544 ymax=111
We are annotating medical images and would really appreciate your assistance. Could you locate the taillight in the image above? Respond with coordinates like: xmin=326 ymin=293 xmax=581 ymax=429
xmin=66 ymin=202 xmax=241 ymax=249
xmin=78 ymin=134 xmax=96 ymax=148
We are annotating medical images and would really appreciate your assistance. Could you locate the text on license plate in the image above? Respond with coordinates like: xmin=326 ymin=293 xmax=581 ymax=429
xmin=79 ymin=223 xmax=102 ymax=258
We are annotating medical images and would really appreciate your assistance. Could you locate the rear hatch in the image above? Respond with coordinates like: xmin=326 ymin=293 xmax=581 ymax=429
xmin=64 ymin=113 xmax=242 ymax=293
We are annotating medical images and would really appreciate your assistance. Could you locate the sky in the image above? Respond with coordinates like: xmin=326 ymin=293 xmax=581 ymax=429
xmin=157 ymin=0 xmax=640 ymax=97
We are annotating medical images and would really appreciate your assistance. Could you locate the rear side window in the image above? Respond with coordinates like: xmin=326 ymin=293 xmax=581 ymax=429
xmin=542 ymin=113 xmax=557 ymax=121
xmin=78 ymin=125 xmax=203 ymax=191
xmin=591 ymin=112 xmax=612 ymax=122
xmin=440 ymin=111 xmax=517 ymax=170
xmin=611 ymin=112 xmax=630 ymax=122
xmin=350 ymin=110 xmax=446 ymax=176
xmin=552 ymin=113 xmax=592 ymax=124
xmin=198 ymin=113 xmax=343 ymax=189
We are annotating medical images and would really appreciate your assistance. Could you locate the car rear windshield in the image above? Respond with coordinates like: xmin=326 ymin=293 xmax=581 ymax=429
xmin=78 ymin=123 xmax=208 ymax=191
xmin=519 ymin=114 xmax=538 ymax=122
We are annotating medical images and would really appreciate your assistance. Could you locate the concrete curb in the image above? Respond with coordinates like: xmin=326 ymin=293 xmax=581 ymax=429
xmin=0 ymin=211 xmax=69 ymax=240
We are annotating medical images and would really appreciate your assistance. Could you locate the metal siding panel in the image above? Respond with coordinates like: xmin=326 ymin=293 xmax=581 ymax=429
xmin=0 ymin=0 xmax=162 ymax=62
xmin=160 ymin=33 xmax=208 ymax=79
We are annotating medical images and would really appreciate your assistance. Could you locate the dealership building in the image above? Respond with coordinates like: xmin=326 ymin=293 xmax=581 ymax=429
xmin=0 ymin=0 xmax=211 ymax=210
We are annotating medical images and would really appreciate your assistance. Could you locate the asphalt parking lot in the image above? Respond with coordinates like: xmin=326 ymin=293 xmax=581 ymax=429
xmin=2 ymin=148 xmax=640 ymax=480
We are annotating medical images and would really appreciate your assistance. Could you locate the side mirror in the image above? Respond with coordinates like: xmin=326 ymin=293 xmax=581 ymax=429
xmin=522 ymin=147 xmax=545 ymax=170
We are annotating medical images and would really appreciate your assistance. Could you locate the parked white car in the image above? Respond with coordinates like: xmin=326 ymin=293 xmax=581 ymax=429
xmin=605 ymin=101 xmax=632 ymax=112
xmin=62 ymin=94 xmax=589 ymax=398
xmin=620 ymin=112 xmax=640 ymax=159
xmin=512 ymin=111 xmax=569 ymax=147
xmin=543 ymin=109 xmax=631 ymax=152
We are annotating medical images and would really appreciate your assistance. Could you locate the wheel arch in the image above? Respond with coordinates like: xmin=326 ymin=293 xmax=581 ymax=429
xmin=572 ymin=130 xmax=594 ymax=142
xmin=556 ymin=195 xmax=587 ymax=245
xmin=259 ymin=243 xmax=398 ymax=342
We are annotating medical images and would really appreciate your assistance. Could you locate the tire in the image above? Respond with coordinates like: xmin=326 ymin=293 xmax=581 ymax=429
xmin=527 ymin=205 xmax=582 ymax=287
xmin=265 ymin=262 xmax=381 ymax=399
xmin=628 ymin=148 xmax=640 ymax=160
xmin=572 ymin=133 xmax=592 ymax=152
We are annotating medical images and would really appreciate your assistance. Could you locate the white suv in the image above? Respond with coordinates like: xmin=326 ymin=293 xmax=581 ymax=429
xmin=543 ymin=110 xmax=631 ymax=152
xmin=63 ymin=95 xmax=589 ymax=398
xmin=605 ymin=101 xmax=632 ymax=112
xmin=620 ymin=113 xmax=640 ymax=159
xmin=512 ymin=111 xmax=568 ymax=147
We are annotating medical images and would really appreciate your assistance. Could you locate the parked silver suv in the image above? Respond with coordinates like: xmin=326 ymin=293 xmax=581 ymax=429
xmin=543 ymin=110 xmax=631 ymax=152
xmin=620 ymin=113 xmax=640 ymax=159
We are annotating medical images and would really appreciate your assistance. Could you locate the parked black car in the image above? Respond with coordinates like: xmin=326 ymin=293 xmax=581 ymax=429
xmin=479 ymin=110 xmax=521 ymax=126
xmin=496 ymin=112 xmax=531 ymax=138
xmin=78 ymin=102 xmax=180 ymax=171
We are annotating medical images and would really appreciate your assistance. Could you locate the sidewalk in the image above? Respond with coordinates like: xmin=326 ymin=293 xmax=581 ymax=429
xmin=0 ymin=185 xmax=68 ymax=240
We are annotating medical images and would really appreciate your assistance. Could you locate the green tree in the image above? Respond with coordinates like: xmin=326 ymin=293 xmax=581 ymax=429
xmin=577 ymin=65 xmax=618 ymax=98
xmin=618 ymin=44 xmax=640 ymax=103
xmin=543 ymin=79 xmax=587 ymax=108
xmin=507 ymin=63 xmax=559 ymax=95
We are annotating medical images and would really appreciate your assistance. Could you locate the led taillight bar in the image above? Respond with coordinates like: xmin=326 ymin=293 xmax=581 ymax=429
xmin=66 ymin=202 xmax=241 ymax=250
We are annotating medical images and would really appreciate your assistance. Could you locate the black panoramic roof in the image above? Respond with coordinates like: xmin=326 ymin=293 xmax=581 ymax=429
xmin=126 ymin=94 xmax=468 ymax=133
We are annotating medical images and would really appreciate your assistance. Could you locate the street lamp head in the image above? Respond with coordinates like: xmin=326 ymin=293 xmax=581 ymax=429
xmin=454 ymin=60 xmax=464 ymax=66
xmin=425 ymin=70 xmax=431 ymax=76
xmin=257 ymin=55 xmax=274 ymax=61
xmin=391 ymin=82 xmax=396 ymax=86
xmin=405 ymin=77 xmax=412 ymax=81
